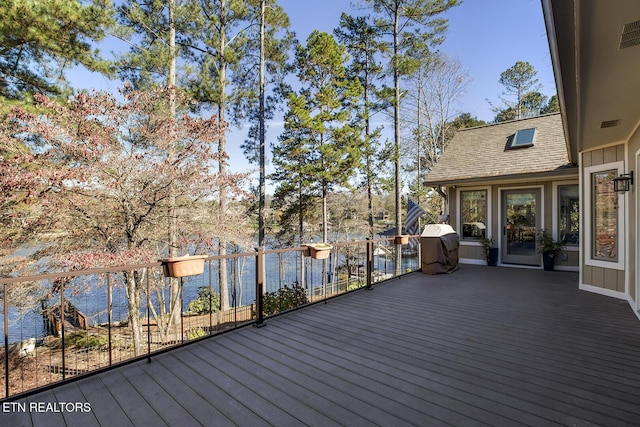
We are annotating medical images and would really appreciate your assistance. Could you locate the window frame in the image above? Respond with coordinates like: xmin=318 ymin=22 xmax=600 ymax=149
xmin=457 ymin=187 xmax=491 ymax=244
xmin=583 ymin=162 xmax=625 ymax=270
xmin=508 ymin=127 xmax=537 ymax=149
xmin=552 ymin=181 xmax=579 ymax=250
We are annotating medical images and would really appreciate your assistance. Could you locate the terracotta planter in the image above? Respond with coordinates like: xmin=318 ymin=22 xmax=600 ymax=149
xmin=394 ymin=235 xmax=410 ymax=245
xmin=305 ymin=244 xmax=332 ymax=260
xmin=160 ymin=255 xmax=207 ymax=278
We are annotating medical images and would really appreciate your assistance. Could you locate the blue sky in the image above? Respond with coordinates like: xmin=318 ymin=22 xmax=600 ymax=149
xmin=277 ymin=0 xmax=555 ymax=122
xmin=71 ymin=0 xmax=555 ymax=180
xmin=261 ymin=0 xmax=555 ymax=179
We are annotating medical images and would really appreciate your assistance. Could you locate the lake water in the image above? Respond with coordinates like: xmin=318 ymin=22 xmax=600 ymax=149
xmin=1 ymin=248 xmax=419 ymax=344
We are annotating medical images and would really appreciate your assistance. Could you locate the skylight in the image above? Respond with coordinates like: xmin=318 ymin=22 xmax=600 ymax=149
xmin=508 ymin=127 xmax=537 ymax=149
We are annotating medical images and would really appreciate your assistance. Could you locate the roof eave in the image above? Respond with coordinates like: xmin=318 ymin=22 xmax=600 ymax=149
xmin=423 ymin=166 xmax=579 ymax=188
xmin=541 ymin=0 xmax=580 ymax=164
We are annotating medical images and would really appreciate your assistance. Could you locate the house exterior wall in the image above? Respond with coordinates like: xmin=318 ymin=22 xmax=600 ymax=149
xmin=446 ymin=177 xmax=579 ymax=269
xmin=627 ymin=130 xmax=640 ymax=308
xmin=628 ymin=131 xmax=639 ymax=306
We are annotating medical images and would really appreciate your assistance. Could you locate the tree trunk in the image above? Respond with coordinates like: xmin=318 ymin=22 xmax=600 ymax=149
xmin=393 ymin=7 xmax=402 ymax=275
xmin=147 ymin=282 xmax=172 ymax=343
xmin=167 ymin=0 xmax=181 ymax=326
xmin=321 ymin=130 xmax=328 ymax=292
xmin=258 ymin=0 xmax=266 ymax=249
xmin=218 ymin=0 xmax=230 ymax=312
xmin=416 ymin=67 xmax=421 ymax=204
xmin=365 ymin=58 xmax=374 ymax=239
xmin=298 ymin=183 xmax=304 ymax=245
xmin=124 ymin=271 xmax=143 ymax=356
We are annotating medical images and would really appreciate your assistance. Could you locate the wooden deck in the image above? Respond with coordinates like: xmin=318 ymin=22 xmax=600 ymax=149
xmin=2 ymin=265 xmax=640 ymax=426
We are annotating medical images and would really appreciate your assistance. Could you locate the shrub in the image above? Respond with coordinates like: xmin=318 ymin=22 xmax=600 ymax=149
xmin=262 ymin=282 xmax=309 ymax=316
xmin=347 ymin=281 xmax=364 ymax=291
xmin=188 ymin=287 xmax=220 ymax=315
xmin=187 ymin=327 xmax=207 ymax=340
xmin=64 ymin=332 xmax=108 ymax=349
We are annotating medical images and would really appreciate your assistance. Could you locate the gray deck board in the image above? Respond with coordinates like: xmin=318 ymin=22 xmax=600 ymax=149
xmin=221 ymin=333 xmax=428 ymax=427
xmin=174 ymin=344 xmax=310 ymax=426
xmin=216 ymin=333 xmax=409 ymax=426
xmin=114 ymin=363 xmax=202 ymax=427
xmin=51 ymin=382 xmax=100 ymax=427
xmin=294 ymin=297 xmax=640 ymax=400
xmin=149 ymin=351 xmax=270 ymax=427
xmin=280 ymin=300 xmax=635 ymax=426
xmin=27 ymin=390 xmax=65 ymax=427
xmin=2 ymin=265 xmax=640 ymax=426
xmin=233 ymin=324 xmax=462 ymax=426
xmin=193 ymin=338 xmax=344 ymax=427
xmin=97 ymin=368 xmax=167 ymax=426
xmin=272 ymin=314 xmax=580 ymax=426
xmin=71 ymin=371 xmax=135 ymax=427
xmin=135 ymin=353 xmax=237 ymax=427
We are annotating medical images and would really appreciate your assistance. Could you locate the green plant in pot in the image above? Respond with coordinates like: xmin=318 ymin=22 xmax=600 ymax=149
xmin=535 ymin=229 xmax=566 ymax=271
xmin=480 ymin=236 xmax=498 ymax=266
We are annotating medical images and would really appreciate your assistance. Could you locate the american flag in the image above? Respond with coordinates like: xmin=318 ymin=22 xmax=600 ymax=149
xmin=405 ymin=196 xmax=426 ymax=247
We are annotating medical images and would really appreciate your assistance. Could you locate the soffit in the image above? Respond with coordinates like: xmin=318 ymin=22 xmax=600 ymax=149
xmin=547 ymin=0 xmax=640 ymax=154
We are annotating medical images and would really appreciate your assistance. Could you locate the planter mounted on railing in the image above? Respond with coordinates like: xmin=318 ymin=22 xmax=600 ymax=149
xmin=394 ymin=235 xmax=410 ymax=245
xmin=304 ymin=243 xmax=332 ymax=260
xmin=159 ymin=255 xmax=207 ymax=278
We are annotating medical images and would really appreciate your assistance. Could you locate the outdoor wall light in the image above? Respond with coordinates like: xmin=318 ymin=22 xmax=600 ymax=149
xmin=613 ymin=171 xmax=634 ymax=192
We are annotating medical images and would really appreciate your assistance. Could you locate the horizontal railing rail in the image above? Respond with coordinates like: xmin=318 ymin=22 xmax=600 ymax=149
xmin=0 ymin=236 xmax=421 ymax=399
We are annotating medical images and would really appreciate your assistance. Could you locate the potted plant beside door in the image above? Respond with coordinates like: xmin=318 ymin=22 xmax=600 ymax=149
xmin=480 ymin=236 xmax=498 ymax=266
xmin=535 ymin=229 xmax=566 ymax=271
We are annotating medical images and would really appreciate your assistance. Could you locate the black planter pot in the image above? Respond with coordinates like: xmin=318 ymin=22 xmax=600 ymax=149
xmin=486 ymin=248 xmax=499 ymax=266
xmin=542 ymin=251 xmax=555 ymax=271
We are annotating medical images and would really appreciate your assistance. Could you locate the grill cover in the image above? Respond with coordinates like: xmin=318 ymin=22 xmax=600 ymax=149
xmin=421 ymin=224 xmax=459 ymax=274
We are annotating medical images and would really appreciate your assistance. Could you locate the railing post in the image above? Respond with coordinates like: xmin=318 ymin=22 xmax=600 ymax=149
xmin=146 ymin=270 xmax=151 ymax=363
xmin=208 ymin=259 xmax=213 ymax=334
xmin=418 ymin=235 xmax=422 ymax=272
xmin=60 ymin=280 xmax=65 ymax=380
xmin=107 ymin=274 xmax=112 ymax=366
xmin=300 ymin=249 xmax=305 ymax=299
xmin=180 ymin=277 xmax=184 ymax=343
xmin=366 ymin=238 xmax=373 ymax=290
xmin=4 ymin=284 xmax=9 ymax=397
xmin=255 ymin=247 xmax=265 ymax=327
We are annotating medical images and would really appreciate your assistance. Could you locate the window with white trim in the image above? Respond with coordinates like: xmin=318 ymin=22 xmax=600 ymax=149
xmin=584 ymin=162 xmax=625 ymax=269
xmin=558 ymin=184 xmax=579 ymax=246
xmin=592 ymin=170 xmax=618 ymax=261
xmin=460 ymin=189 xmax=487 ymax=240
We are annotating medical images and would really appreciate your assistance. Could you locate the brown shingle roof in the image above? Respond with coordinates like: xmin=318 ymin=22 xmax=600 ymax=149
xmin=424 ymin=113 xmax=575 ymax=185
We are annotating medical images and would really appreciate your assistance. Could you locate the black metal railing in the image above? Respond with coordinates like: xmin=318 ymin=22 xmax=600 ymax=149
xmin=0 ymin=236 xmax=421 ymax=399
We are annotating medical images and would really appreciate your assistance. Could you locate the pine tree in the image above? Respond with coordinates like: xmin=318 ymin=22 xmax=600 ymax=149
xmin=335 ymin=13 xmax=388 ymax=239
xmin=366 ymin=0 xmax=461 ymax=271
xmin=238 ymin=0 xmax=294 ymax=249
xmin=0 ymin=0 xmax=114 ymax=100
xmin=491 ymin=61 xmax=558 ymax=121
xmin=273 ymin=31 xmax=363 ymax=244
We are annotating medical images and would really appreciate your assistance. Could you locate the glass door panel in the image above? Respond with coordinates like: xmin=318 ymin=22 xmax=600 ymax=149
xmin=502 ymin=189 xmax=541 ymax=265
